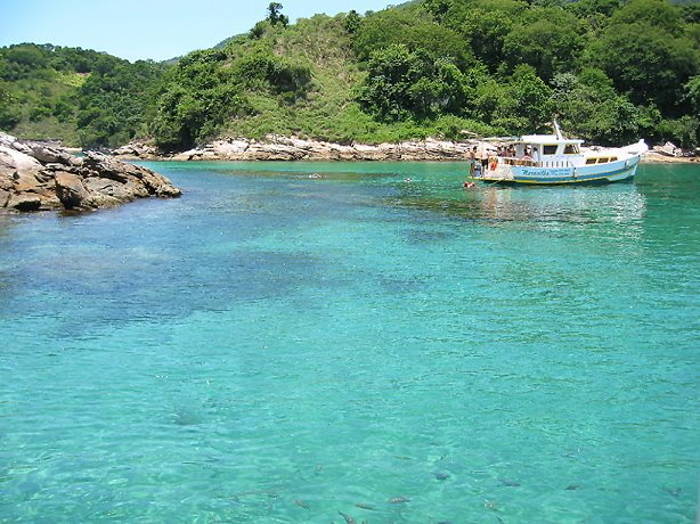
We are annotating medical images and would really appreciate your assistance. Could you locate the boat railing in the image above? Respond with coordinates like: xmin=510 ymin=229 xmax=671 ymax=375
xmin=492 ymin=156 xmax=577 ymax=169
xmin=497 ymin=156 xmax=537 ymax=167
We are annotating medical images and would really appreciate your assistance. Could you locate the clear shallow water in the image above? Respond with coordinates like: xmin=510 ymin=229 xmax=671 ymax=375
xmin=0 ymin=161 xmax=698 ymax=522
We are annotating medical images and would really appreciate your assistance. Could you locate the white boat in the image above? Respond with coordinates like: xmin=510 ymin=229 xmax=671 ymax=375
xmin=471 ymin=122 xmax=649 ymax=185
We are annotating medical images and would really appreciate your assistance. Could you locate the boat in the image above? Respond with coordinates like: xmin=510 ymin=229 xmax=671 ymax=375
xmin=470 ymin=122 xmax=649 ymax=185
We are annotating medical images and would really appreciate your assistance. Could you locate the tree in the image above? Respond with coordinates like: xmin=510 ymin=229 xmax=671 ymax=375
xmin=451 ymin=0 xmax=528 ymax=72
xmin=249 ymin=21 xmax=268 ymax=39
xmin=502 ymin=8 xmax=584 ymax=81
xmin=267 ymin=2 xmax=289 ymax=27
xmin=685 ymin=76 xmax=700 ymax=114
xmin=0 ymin=81 xmax=21 ymax=130
xmin=682 ymin=4 xmax=700 ymax=24
xmin=566 ymin=0 xmax=622 ymax=18
xmin=344 ymin=10 xmax=362 ymax=34
xmin=492 ymin=65 xmax=553 ymax=134
xmin=353 ymin=6 xmax=472 ymax=66
xmin=587 ymin=23 xmax=698 ymax=113
xmin=551 ymin=68 xmax=655 ymax=145
xmin=422 ymin=0 xmax=453 ymax=22
xmin=658 ymin=116 xmax=699 ymax=149
xmin=610 ymin=0 xmax=685 ymax=36
xmin=358 ymin=45 xmax=465 ymax=121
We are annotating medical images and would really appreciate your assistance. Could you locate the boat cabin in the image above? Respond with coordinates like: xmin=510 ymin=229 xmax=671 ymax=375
xmin=492 ymin=134 xmax=587 ymax=168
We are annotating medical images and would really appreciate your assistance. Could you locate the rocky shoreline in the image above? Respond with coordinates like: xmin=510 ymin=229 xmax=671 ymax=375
xmin=111 ymin=135 xmax=700 ymax=164
xmin=113 ymin=136 xmax=483 ymax=162
xmin=1 ymin=133 xmax=181 ymax=213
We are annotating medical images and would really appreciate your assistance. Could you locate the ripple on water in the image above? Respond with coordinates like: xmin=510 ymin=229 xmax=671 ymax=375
xmin=0 ymin=162 xmax=698 ymax=522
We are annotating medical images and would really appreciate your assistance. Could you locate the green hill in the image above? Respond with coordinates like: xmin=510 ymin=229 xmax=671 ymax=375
xmin=1 ymin=0 xmax=699 ymax=151
xmin=0 ymin=43 xmax=164 ymax=147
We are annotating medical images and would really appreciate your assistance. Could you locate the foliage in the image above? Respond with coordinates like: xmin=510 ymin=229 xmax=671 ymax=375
xmin=492 ymin=65 xmax=554 ymax=133
xmin=149 ymin=41 xmax=312 ymax=150
xmin=609 ymin=0 xmax=685 ymax=35
xmin=267 ymin=2 xmax=289 ymax=27
xmin=358 ymin=45 xmax=463 ymax=121
xmin=0 ymin=43 xmax=167 ymax=147
xmin=431 ymin=0 xmax=528 ymax=72
xmin=587 ymin=21 xmax=698 ymax=113
xmin=353 ymin=6 xmax=472 ymax=66
xmin=551 ymin=69 xmax=655 ymax=144
xmin=657 ymin=116 xmax=700 ymax=149
xmin=343 ymin=10 xmax=362 ymax=34
xmin=502 ymin=8 xmax=584 ymax=81
xmin=76 ymin=60 xmax=165 ymax=148
xmin=2 ymin=0 xmax=699 ymax=149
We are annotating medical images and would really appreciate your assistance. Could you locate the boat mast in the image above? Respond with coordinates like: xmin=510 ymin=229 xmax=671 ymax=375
xmin=552 ymin=119 xmax=564 ymax=140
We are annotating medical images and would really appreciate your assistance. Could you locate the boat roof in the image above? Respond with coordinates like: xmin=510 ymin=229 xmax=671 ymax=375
xmin=482 ymin=134 xmax=585 ymax=145
xmin=519 ymin=134 xmax=584 ymax=145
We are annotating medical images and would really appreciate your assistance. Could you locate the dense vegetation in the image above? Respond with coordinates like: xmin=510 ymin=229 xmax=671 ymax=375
xmin=1 ymin=0 xmax=699 ymax=150
xmin=0 ymin=44 xmax=164 ymax=148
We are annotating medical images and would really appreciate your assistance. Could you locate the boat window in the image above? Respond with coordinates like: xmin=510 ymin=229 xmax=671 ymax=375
xmin=597 ymin=157 xmax=609 ymax=164
xmin=543 ymin=144 xmax=558 ymax=155
xmin=564 ymin=144 xmax=580 ymax=154
xmin=585 ymin=158 xmax=597 ymax=165
xmin=609 ymin=157 xmax=618 ymax=162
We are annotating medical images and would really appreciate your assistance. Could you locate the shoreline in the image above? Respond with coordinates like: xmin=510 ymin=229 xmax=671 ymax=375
xmin=111 ymin=136 xmax=700 ymax=164
xmin=0 ymin=132 xmax=181 ymax=214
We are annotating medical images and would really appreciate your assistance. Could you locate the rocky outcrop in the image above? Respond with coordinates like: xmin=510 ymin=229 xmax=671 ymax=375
xmin=111 ymin=140 xmax=160 ymax=159
xmin=0 ymin=132 xmax=181 ymax=213
xmin=112 ymin=135 xmax=479 ymax=162
xmin=653 ymin=141 xmax=683 ymax=157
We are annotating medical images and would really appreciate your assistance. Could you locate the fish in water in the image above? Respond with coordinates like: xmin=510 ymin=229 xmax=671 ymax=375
xmin=355 ymin=503 xmax=375 ymax=511
xmin=565 ymin=484 xmax=581 ymax=491
xmin=389 ymin=496 xmax=410 ymax=504
xmin=293 ymin=499 xmax=310 ymax=509
xmin=499 ymin=478 xmax=521 ymax=487
xmin=338 ymin=511 xmax=356 ymax=524
xmin=434 ymin=472 xmax=450 ymax=481
xmin=662 ymin=487 xmax=682 ymax=497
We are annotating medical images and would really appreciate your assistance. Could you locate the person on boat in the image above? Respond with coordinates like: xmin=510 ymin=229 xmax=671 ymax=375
xmin=480 ymin=149 xmax=489 ymax=171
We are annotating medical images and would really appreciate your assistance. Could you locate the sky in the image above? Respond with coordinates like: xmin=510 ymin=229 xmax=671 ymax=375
xmin=0 ymin=0 xmax=394 ymax=62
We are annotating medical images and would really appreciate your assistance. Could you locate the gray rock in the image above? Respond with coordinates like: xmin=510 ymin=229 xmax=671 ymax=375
xmin=55 ymin=171 xmax=89 ymax=209
xmin=8 ymin=193 xmax=42 ymax=212
xmin=0 ymin=133 xmax=181 ymax=214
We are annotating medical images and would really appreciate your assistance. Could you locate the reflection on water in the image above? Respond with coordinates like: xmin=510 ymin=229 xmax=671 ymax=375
xmin=0 ymin=161 xmax=697 ymax=523
xmin=393 ymin=182 xmax=646 ymax=226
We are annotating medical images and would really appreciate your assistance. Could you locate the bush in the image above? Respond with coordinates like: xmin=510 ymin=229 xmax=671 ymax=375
xmin=658 ymin=116 xmax=700 ymax=149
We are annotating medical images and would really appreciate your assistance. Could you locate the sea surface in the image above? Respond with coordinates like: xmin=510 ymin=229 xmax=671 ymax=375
xmin=0 ymin=161 xmax=698 ymax=523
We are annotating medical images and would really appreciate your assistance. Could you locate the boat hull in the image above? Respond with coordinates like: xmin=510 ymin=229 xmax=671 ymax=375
xmin=474 ymin=156 xmax=641 ymax=186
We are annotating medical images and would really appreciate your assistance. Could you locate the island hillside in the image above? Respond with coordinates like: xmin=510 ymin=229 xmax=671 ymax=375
xmin=1 ymin=0 xmax=699 ymax=154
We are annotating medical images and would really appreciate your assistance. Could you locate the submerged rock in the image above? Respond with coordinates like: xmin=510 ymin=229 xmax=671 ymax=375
xmin=0 ymin=132 xmax=181 ymax=213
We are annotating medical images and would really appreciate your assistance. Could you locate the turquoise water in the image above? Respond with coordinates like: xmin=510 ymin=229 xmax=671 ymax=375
xmin=1 ymin=161 xmax=698 ymax=522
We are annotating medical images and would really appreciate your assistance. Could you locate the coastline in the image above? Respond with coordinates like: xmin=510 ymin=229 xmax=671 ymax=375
xmin=0 ymin=132 xmax=181 ymax=214
xmin=111 ymin=136 xmax=700 ymax=164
